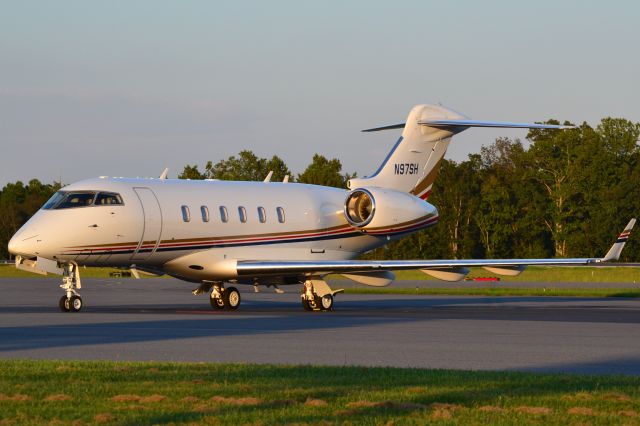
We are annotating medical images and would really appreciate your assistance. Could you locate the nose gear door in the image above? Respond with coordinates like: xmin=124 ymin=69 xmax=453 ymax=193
xmin=131 ymin=187 xmax=162 ymax=260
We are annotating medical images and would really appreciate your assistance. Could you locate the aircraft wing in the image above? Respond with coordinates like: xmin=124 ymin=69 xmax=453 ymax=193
xmin=236 ymin=219 xmax=636 ymax=279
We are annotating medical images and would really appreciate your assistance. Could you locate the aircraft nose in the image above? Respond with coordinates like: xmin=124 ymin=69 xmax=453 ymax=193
xmin=8 ymin=231 xmax=39 ymax=257
xmin=7 ymin=235 xmax=17 ymax=255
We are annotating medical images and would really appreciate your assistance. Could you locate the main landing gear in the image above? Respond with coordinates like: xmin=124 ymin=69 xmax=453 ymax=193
xmin=301 ymin=279 xmax=342 ymax=312
xmin=209 ymin=283 xmax=241 ymax=310
xmin=59 ymin=263 xmax=82 ymax=312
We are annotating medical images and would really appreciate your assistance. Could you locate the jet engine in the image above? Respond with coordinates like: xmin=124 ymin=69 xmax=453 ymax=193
xmin=344 ymin=187 xmax=437 ymax=231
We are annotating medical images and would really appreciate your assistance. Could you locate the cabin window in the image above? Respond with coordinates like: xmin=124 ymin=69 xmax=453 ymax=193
xmin=238 ymin=206 xmax=247 ymax=223
xmin=201 ymin=206 xmax=209 ymax=222
xmin=277 ymin=207 xmax=285 ymax=223
xmin=257 ymin=206 xmax=266 ymax=223
xmin=181 ymin=205 xmax=191 ymax=222
xmin=219 ymin=206 xmax=228 ymax=223
xmin=95 ymin=192 xmax=123 ymax=206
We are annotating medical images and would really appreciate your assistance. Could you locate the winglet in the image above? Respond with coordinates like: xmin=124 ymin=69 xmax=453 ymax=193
xmin=603 ymin=218 xmax=636 ymax=261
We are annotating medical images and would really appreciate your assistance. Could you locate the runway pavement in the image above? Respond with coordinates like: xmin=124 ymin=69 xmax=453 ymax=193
xmin=2 ymin=277 xmax=640 ymax=375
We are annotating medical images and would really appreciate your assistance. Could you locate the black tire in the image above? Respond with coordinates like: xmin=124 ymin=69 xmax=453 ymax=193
xmin=307 ymin=296 xmax=320 ymax=311
xmin=69 ymin=295 xmax=83 ymax=312
xmin=302 ymin=298 xmax=313 ymax=311
xmin=210 ymin=295 xmax=224 ymax=310
xmin=223 ymin=287 xmax=241 ymax=310
xmin=59 ymin=296 xmax=70 ymax=312
xmin=319 ymin=294 xmax=333 ymax=311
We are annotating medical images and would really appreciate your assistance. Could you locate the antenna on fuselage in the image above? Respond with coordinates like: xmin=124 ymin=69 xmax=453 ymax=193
xmin=159 ymin=168 xmax=169 ymax=180
xmin=264 ymin=171 xmax=273 ymax=182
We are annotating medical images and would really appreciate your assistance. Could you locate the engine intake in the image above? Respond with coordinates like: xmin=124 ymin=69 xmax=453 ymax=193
xmin=343 ymin=187 xmax=438 ymax=232
xmin=344 ymin=189 xmax=375 ymax=227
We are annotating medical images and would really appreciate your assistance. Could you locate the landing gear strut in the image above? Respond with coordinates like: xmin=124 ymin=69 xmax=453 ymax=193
xmin=301 ymin=279 xmax=340 ymax=312
xmin=209 ymin=283 xmax=241 ymax=310
xmin=59 ymin=263 xmax=82 ymax=312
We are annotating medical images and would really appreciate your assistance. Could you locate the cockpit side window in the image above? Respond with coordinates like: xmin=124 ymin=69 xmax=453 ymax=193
xmin=42 ymin=191 xmax=66 ymax=209
xmin=56 ymin=192 xmax=97 ymax=209
xmin=95 ymin=192 xmax=124 ymax=206
xmin=42 ymin=191 xmax=124 ymax=209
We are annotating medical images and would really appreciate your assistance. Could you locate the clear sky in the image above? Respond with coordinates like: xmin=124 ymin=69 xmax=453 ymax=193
xmin=1 ymin=0 xmax=639 ymax=186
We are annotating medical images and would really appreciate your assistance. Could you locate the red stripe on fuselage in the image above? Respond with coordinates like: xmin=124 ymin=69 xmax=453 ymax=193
xmin=64 ymin=215 xmax=439 ymax=253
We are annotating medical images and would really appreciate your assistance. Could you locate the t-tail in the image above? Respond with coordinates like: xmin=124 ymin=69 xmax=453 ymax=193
xmin=348 ymin=104 xmax=573 ymax=199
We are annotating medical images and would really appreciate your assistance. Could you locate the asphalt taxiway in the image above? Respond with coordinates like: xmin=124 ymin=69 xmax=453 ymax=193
xmin=2 ymin=277 xmax=640 ymax=375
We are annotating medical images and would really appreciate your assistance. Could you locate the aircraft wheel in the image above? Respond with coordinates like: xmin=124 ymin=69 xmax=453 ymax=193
xmin=223 ymin=287 xmax=241 ymax=310
xmin=302 ymin=298 xmax=313 ymax=311
xmin=210 ymin=295 xmax=224 ymax=310
xmin=319 ymin=294 xmax=333 ymax=311
xmin=308 ymin=296 xmax=321 ymax=311
xmin=69 ymin=295 xmax=83 ymax=312
xmin=59 ymin=296 xmax=71 ymax=312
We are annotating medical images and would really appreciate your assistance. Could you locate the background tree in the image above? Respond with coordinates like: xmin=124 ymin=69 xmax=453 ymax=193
xmin=179 ymin=151 xmax=292 ymax=182
xmin=0 ymin=179 xmax=61 ymax=259
xmin=297 ymin=154 xmax=355 ymax=188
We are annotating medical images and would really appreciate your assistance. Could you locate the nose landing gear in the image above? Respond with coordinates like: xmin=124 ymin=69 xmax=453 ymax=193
xmin=59 ymin=263 xmax=82 ymax=312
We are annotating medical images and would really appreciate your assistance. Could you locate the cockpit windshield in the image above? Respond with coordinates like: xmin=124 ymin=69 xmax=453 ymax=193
xmin=42 ymin=191 xmax=124 ymax=210
xmin=42 ymin=191 xmax=67 ymax=209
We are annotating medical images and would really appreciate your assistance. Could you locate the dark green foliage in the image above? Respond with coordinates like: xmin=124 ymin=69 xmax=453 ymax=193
xmin=179 ymin=150 xmax=292 ymax=182
xmin=297 ymin=154 xmax=355 ymax=188
xmin=0 ymin=179 xmax=61 ymax=259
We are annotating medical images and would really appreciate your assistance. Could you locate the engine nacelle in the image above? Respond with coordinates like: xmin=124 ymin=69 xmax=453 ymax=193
xmin=344 ymin=187 xmax=438 ymax=231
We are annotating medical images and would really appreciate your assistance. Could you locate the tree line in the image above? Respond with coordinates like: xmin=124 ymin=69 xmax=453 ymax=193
xmin=1 ymin=116 xmax=639 ymax=261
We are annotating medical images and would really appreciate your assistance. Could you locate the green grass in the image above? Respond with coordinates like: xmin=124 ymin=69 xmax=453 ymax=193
xmin=342 ymin=287 xmax=640 ymax=298
xmin=1 ymin=360 xmax=640 ymax=425
xmin=0 ymin=265 xmax=150 ymax=279
xmin=391 ymin=266 xmax=640 ymax=283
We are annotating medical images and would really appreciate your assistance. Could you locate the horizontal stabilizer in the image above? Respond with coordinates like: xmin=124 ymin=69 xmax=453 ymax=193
xmin=362 ymin=120 xmax=573 ymax=132
xmin=362 ymin=123 xmax=406 ymax=132
xmin=419 ymin=119 xmax=574 ymax=130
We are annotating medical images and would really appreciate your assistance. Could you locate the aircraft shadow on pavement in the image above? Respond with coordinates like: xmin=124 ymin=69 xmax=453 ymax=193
xmin=2 ymin=296 xmax=640 ymax=353
xmin=0 ymin=314 xmax=418 ymax=353
xmin=512 ymin=355 xmax=640 ymax=376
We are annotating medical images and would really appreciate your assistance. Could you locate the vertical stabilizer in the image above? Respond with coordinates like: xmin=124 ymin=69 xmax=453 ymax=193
xmin=349 ymin=104 xmax=466 ymax=199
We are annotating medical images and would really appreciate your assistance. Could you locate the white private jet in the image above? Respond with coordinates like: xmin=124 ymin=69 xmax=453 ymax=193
xmin=8 ymin=104 xmax=636 ymax=312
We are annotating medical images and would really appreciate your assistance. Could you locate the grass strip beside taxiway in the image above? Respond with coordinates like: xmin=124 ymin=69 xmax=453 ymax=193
xmin=342 ymin=287 xmax=640 ymax=298
xmin=1 ymin=360 xmax=640 ymax=425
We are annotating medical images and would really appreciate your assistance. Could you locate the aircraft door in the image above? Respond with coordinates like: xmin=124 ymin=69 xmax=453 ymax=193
xmin=131 ymin=187 xmax=163 ymax=260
